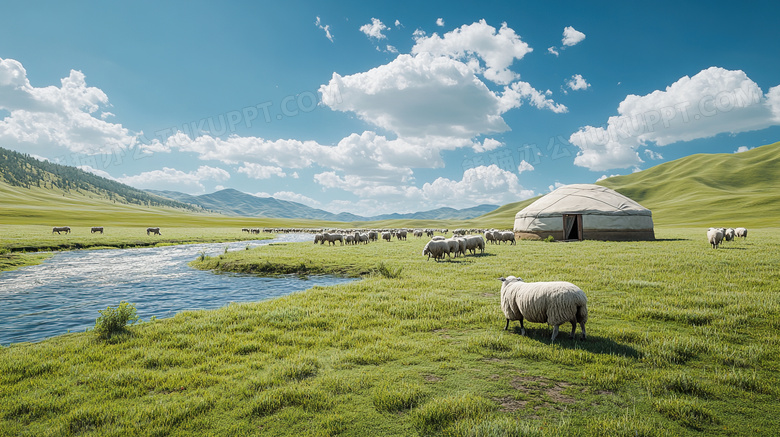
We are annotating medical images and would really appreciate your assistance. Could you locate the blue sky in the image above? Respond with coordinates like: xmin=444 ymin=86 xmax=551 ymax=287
xmin=1 ymin=0 xmax=779 ymax=215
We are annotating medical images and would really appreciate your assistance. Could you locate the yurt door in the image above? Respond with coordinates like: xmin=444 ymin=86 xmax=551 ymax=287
xmin=563 ymin=214 xmax=583 ymax=241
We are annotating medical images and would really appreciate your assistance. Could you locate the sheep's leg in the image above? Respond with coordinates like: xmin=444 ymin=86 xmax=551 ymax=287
xmin=519 ymin=318 xmax=525 ymax=336
xmin=579 ymin=322 xmax=586 ymax=340
xmin=569 ymin=321 xmax=577 ymax=339
xmin=504 ymin=319 xmax=510 ymax=330
xmin=551 ymin=324 xmax=560 ymax=342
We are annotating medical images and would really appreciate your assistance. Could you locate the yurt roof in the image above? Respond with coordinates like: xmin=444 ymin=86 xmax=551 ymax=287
xmin=515 ymin=184 xmax=651 ymax=218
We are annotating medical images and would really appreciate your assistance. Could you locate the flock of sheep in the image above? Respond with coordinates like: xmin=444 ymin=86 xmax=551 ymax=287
xmin=707 ymin=226 xmax=748 ymax=248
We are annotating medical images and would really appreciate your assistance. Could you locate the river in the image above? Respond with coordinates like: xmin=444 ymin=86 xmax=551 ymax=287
xmin=0 ymin=234 xmax=354 ymax=345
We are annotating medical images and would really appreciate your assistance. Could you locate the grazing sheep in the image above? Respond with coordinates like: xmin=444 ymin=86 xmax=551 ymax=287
xmin=146 ymin=227 xmax=161 ymax=236
xmin=345 ymin=235 xmax=355 ymax=245
xmin=498 ymin=231 xmax=516 ymax=245
xmin=464 ymin=235 xmax=485 ymax=255
xmin=52 ymin=226 xmax=71 ymax=235
xmin=91 ymin=227 xmax=104 ymax=234
xmin=724 ymin=228 xmax=735 ymax=242
xmin=485 ymin=230 xmax=496 ymax=245
xmin=369 ymin=231 xmax=379 ymax=242
xmin=431 ymin=236 xmax=445 ymax=241
xmin=322 ymin=232 xmax=344 ymax=246
xmin=413 ymin=230 xmax=423 ymax=238
xmin=314 ymin=233 xmax=324 ymax=244
xmin=499 ymin=276 xmax=588 ymax=342
xmin=735 ymin=227 xmax=748 ymax=239
xmin=382 ymin=232 xmax=392 ymax=242
xmin=707 ymin=228 xmax=724 ymax=249
xmin=425 ymin=229 xmax=435 ymax=238
xmin=443 ymin=238 xmax=462 ymax=257
xmin=395 ymin=230 xmax=408 ymax=240
xmin=422 ymin=240 xmax=450 ymax=261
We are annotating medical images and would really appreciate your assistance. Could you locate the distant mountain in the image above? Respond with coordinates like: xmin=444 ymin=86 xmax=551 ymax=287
xmin=0 ymin=147 xmax=200 ymax=212
xmin=148 ymin=188 xmax=498 ymax=222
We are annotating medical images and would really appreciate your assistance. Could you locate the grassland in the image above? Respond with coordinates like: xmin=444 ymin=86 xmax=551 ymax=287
xmin=2 ymin=228 xmax=778 ymax=436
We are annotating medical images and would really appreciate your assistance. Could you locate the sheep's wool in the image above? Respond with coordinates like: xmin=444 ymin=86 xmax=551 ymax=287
xmin=514 ymin=184 xmax=654 ymax=241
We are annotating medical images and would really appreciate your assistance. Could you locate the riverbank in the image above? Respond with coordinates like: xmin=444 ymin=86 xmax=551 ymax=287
xmin=0 ymin=225 xmax=276 ymax=272
xmin=3 ymin=227 xmax=778 ymax=435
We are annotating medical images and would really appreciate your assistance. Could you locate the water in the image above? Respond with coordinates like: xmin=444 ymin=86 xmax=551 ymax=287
xmin=0 ymin=234 xmax=354 ymax=345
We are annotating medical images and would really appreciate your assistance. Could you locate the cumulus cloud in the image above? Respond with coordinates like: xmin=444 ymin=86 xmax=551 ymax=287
xmin=472 ymin=137 xmax=503 ymax=153
xmin=644 ymin=149 xmax=663 ymax=160
xmin=436 ymin=18 xmax=445 ymax=27
xmin=315 ymin=16 xmax=334 ymax=42
xmin=517 ymin=160 xmax=534 ymax=174
xmin=0 ymin=57 xmax=137 ymax=155
xmin=386 ymin=45 xmax=398 ymax=53
xmin=360 ymin=18 xmax=388 ymax=39
xmin=570 ymin=67 xmax=780 ymax=171
xmin=548 ymin=181 xmax=565 ymax=192
xmin=566 ymin=74 xmax=590 ymax=91
xmin=411 ymin=20 xmax=532 ymax=85
xmin=272 ymin=191 xmax=320 ymax=206
xmin=562 ymin=26 xmax=586 ymax=47
xmin=547 ymin=47 xmax=559 ymax=56
xmin=117 ymin=165 xmax=230 ymax=194
xmin=596 ymin=174 xmax=621 ymax=182
xmin=500 ymin=81 xmax=568 ymax=113
xmin=394 ymin=20 xmax=402 ymax=28
xmin=734 ymin=145 xmax=754 ymax=153
xmin=237 ymin=163 xmax=286 ymax=179
xmin=77 ymin=165 xmax=117 ymax=180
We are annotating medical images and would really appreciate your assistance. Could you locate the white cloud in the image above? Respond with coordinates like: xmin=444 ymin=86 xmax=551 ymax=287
xmin=117 ymin=165 xmax=230 ymax=194
xmin=734 ymin=145 xmax=754 ymax=153
xmin=644 ymin=149 xmax=663 ymax=160
xmin=472 ymin=137 xmax=503 ymax=153
xmin=562 ymin=26 xmax=586 ymax=47
xmin=436 ymin=18 xmax=445 ymax=27
xmin=570 ymin=67 xmax=780 ymax=171
xmin=251 ymin=191 xmax=271 ymax=198
xmin=237 ymin=163 xmax=286 ymax=179
xmin=547 ymin=47 xmax=559 ymax=56
xmin=596 ymin=174 xmax=621 ymax=182
xmin=320 ymin=53 xmax=511 ymax=138
xmin=411 ymin=20 xmax=532 ymax=85
xmin=315 ymin=16 xmax=334 ymax=42
xmin=0 ymin=57 xmax=137 ymax=155
xmin=548 ymin=182 xmax=565 ymax=192
xmin=77 ymin=165 xmax=117 ymax=181
xmin=517 ymin=160 xmax=534 ymax=174
xmin=394 ymin=20 xmax=402 ymax=28
xmin=566 ymin=74 xmax=590 ymax=91
xmin=360 ymin=18 xmax=388 ymax=39
xmin=386 ymin=45 xmax=398 ymax=54
xmin=272 ymin=191 xmax=320 ymax=206
xmin=500 ymin=81 xmax=568 ymax=113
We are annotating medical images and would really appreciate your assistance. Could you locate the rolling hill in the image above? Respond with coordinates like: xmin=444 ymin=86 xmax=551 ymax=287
xmin=465 ymin=141 xmax=780 ymax=229
xmin=148 ymin=188 xmax=499 ymax=222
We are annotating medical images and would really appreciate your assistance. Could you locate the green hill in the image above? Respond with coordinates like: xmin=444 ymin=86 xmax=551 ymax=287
xmin=463 ymin=141 xmax=780 ymax=230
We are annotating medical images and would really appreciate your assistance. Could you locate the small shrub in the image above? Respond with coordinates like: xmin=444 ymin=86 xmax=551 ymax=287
xmin=543 ymin=235 xmax=555 ymax=243
xmin=198 ymin=250 xmax=208 ymax=262
xmin=224 ymin=245 xmax=229 ymax=254
xmin=372 ymin=380 xmax=427 ymax=412
xmin=94 ymin=301 xmax=140 ymax=339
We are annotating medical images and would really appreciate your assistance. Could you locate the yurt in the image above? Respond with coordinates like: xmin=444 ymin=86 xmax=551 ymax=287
xmin=513 ymin=184 xmax=654 ymax=241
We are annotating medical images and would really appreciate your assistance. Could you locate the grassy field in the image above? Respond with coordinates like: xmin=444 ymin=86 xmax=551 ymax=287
xmin=1 ymin=227 xmax=778 ymax=436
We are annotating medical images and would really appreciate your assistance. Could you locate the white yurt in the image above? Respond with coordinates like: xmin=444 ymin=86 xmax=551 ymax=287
xmin=513 ymin=184 xmax=655 ymax=241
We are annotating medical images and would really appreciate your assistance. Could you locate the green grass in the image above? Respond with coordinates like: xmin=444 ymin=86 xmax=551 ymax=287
xmin=2 ymin=227 xmax=778 ymax=436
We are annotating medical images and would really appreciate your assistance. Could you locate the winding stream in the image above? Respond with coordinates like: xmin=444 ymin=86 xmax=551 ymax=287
xmin=0 ymin=234 xmax=353 ymax=345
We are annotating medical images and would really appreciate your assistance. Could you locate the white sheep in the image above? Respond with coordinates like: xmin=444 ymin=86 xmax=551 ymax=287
xmin=382 ymin=232 xmax=392 ymax=242
xmin=499 ymin=231 xmax=516 ymax=245
xmin=443 ymin=238 xmax=462 ymax=257
xmin=464 ymin=235 xmax=485 ymax=255
xmin=323 ymin=232 xmax=344 ymax=246
xmin=499 ymin=276 xmax=588 ymax=342
xmin=707 ymin=228 xmax=724 ymax=249
xmin=422 ymin=240 xmax=450 ymax=261
xmin=724 ymin=228 xmax=735 ymax=242
xmin=735 ymin=227 xmax=748 ymax=239
xmin=431 ymin=236 xmax=445 ymax=241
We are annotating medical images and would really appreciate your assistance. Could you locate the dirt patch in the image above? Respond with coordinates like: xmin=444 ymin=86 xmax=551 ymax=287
xmin=510 ymin=374 xmax=581 ymax=406
xmin=494 ymin=395 xmax=527 ymax=412
xmin=546 ymin=383 xmax=575 ymax=404
xmin=482 ymin=292 xmax=496 ymax=298
xmin=423 ymin=374 xmax=442 ymax=383
xmin=488 ymin=374 xmax=501 ymax=381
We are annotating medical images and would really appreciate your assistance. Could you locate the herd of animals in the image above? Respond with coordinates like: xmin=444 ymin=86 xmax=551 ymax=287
xmin=707 ymin=226 xmax=748 ymax=248
xmin=50 ymin=226 xmax=162 ymax=235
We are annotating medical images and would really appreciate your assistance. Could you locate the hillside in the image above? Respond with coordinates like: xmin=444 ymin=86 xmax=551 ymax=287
xmin=463 ymin=141 xmax=780 ymax=229
xmin=149 ymin=188 xmax=498 ymax=222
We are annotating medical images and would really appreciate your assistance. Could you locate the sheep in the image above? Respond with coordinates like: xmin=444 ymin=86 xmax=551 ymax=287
xmin=431 ymin=236 xmax=445 ymax=241
xmin=395 ymin=230 xmax=408 ymax=240
xmin=314 ymin=233 xmax=324 ymax=244
xmin=357 ymin=233 xmax=369 ymax=244
xmin=345 ymin=235 xmax=355 ymax=245
xmin=322 ymin=232 xmax=344 ymax=246
xmin=707 ymin=228 xmax=724 ymax=249
xmin=485 ymin=230 xmax=496 ymax=245
xmin=382 ymin=232 xmax=392 ymax=242
xmin=464 ymin=235 xmax=485 ymax=255
xmin=724 ymin=228 xmax=735 ymax=242
xmin=422 ymin=240 xmax=450 ymax=261
xmin=735 ymin=227 xmax=748 ymax=239
xmin=443 ymin=238 xmax=461 ymax=257
xmin=413 ymin=230 xmax=423 ymax=238
xmin=499 ymin=276 xmax=588 ymax=342
xmin=498 ymin=231 xmax=516 ymax=245
xmin=146 ymin=227 xmax=161 ymax=236
xmin=52 ymin=226 xmax=71 ymax=234
xmin=91 ymin=226 xmax=104 ymax=234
